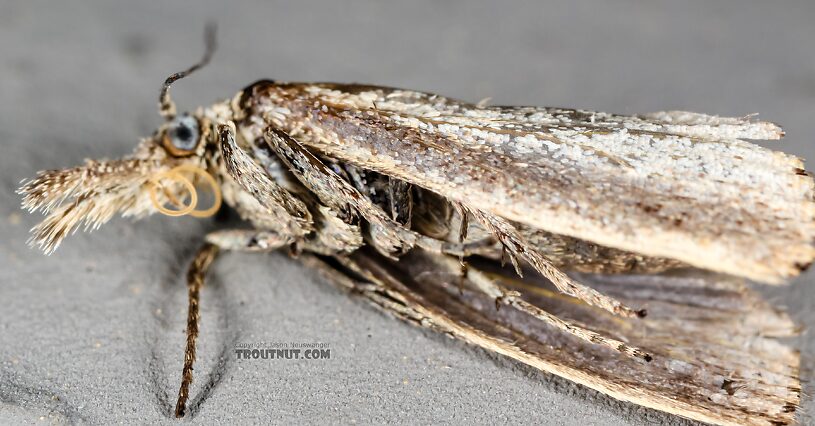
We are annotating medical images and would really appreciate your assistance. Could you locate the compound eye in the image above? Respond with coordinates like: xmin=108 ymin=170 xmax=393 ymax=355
xmin=163 ymin=114 xmax=201 ymax=156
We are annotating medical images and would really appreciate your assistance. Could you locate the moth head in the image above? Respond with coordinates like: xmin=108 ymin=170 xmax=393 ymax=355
xmin=18 ymin=26 xmax=221 ymax=254
xmin=17 ymin=117 xmax=221 ymax=254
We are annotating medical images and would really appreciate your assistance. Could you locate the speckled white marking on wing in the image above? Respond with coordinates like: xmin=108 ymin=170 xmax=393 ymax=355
xmin=246 ymin=83 xmax=815 ymax=283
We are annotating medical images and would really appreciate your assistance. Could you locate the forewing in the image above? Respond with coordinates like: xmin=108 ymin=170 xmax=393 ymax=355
xmin=301 ymin=248 xmax=799 ymax=426
xmin=246 ymin=82 xmax=815 ymax=283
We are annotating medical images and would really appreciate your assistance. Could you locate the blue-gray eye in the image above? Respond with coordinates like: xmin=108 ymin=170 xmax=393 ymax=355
xmin=163 ymin=115 xmax=200 ymax=155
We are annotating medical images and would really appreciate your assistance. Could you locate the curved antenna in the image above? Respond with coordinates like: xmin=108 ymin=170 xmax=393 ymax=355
xmin=158 ymin=24 xmax=217 ymax=120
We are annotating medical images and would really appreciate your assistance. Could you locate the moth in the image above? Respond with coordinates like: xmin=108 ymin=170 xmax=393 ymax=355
xmin=18 ymin=27 xmax=813 ymax=425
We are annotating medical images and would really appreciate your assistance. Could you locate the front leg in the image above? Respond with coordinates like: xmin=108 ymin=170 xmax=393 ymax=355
xmin=174 ymin=242 xmax=218 ymax=418
xmin=258 ymin=126 xmax=420 ymax=257
xmin=174 ymin=229 xmax=291 ymax=417
xmin=217 ymin=122 xmax=313 ymax=239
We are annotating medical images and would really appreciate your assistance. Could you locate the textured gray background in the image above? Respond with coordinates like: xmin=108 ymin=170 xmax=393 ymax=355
xmin=2 ymin=1 xmax=814 ymax=424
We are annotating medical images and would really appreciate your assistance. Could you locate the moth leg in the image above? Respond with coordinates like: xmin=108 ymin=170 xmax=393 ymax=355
xmin=174 ymin=242 xmax=219 ymax=418
xmin=259 ymin=127 xmax=421 ymax=256
xmin=204 ymin=229 xmax=294 ymax=251
xmin=452 ymin=202 xmax=469 ymax=294
xmin=174 ymin=230 xmax=291 ymax=417
xmin=468 ymin=208 xmax=646 ymax=319
xmin=255 ymin=127 xmax=485 ymax=260
xmin=461 ymin=260 xmax=653 ymax=362
xmin=327 ymin=248 xmax=651 ymax=362
xmin=387 ymin=178 xmax=412 ymax=226
xmin=217 ymin=123 xmax=312 ymax=238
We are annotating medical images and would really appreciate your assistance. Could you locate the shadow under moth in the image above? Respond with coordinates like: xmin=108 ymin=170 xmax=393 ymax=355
xmin=18 ymin=28 xmax=814 ymax=425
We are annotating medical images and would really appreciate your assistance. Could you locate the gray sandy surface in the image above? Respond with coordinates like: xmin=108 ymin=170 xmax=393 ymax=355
xmin=2 ymin=1 xmax=815 ymax=424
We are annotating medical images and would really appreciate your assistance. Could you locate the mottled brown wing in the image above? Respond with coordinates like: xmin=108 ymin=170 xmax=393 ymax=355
xmin=244 ymin=82 xmax=815 ymax=283
xmin=300 ymin=248 xmax=799 ymax=426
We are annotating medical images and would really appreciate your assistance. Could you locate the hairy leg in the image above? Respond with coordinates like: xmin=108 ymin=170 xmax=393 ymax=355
xmin=468 ymin=208 xmax=646 ymax=319
xmin=462 ymin=261 xmax=652 ymax=362
xmin=174 ymin=230 xmax=290 ymax=417
xmin=175 ymin=242 xmax=219 ymax=418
